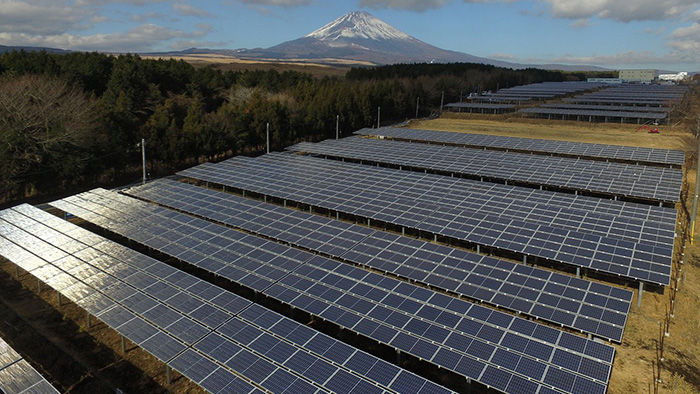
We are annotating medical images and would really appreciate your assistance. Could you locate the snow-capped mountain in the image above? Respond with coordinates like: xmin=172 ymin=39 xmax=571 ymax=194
xmin=247 ymin=11 xmax=516 ymax=67
xmin=306 ymin=11 xmax=412 ymax=42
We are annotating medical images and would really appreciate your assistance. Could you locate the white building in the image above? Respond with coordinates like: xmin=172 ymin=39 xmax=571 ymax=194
xmin=619 ymin=69 xmax=658 ymax=83
xmin=659 ymin=72 xmax=688 ymax=82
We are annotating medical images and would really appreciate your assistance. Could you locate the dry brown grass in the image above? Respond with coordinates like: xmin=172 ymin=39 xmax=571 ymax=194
xmin=142 ymin=54 xmax=352 ymax=78
xmin=410 ymin=114 xmax=700 ymax=393
xmin=410 ymin=114 xmax=695 ymax=151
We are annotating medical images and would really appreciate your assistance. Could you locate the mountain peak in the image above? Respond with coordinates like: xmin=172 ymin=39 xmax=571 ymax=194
xmin=306 ymin=11 xmax=412 ymax=42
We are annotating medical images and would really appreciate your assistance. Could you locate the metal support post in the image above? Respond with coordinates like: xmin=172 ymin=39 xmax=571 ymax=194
xmin=86 ymin=312 xmax=91 ymax=328
xmin=266 ymin=123 xmax=270 ymax=154
xmin=637 ymin=281 xmax=644 ymax=308
xmin=141 ymin=138 xmax=146 ymax=185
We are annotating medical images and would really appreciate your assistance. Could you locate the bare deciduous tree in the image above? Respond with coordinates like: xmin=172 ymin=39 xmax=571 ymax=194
xmin=0 ymin=75 xmax=98 ymax=200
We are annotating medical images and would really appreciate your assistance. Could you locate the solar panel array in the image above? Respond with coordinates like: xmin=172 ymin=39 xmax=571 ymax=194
xmin=566 ymin=85 xmax=687 ymax=106
xmin=540 ymin=104 xmax=670 ymax=114
xmin=127 ymin=178 xmax=633 ymax=343
xmin=444 ymin=103 xmax=517 ymax=113
xmin=287 ymin=137 xmax=682 ymax=204
xmin=0 ymin=336 xmax=60 ymax=394
xmin=353 ymin=127 xmax=685 ymax=167
xmin=470 ymin=82 xmax=604 ymax=102
xmin=518 ymin=107 xmax=667 ymax=124
xmin=509 ymin=84 xmax=689 ymax=125
xmin=176 ymin=153 xmax=675 ymax=286
xmin=51 ymin=189 xmax=617 ymax=394
xmin=0 ymin=204 xmax=453 ymax=394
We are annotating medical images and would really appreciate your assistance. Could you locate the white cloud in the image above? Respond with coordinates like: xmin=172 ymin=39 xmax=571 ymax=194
xmin=230 ymin=0 xmax=314 ymax=6
xmin=358 ymin=0 xmax=453 ymax=12
xmin=542 ymin=0 xmax=700 ymax=22
xmin=0 ymin=23 xmax=203 ymax=52
xmin=173 ymin=3 xmax=210 ymax=17
xmin=668 ymin=22 xmax=700 ymax=52
xmin=131 ymin=12 xmax=167 ymax=22
xmin=570 ymin=18 xmax=590 ymax=28
xmin=73 ymin=0 xmax=169 ymax=5
xmin=0 ymin=1 xmax=91 ymax=35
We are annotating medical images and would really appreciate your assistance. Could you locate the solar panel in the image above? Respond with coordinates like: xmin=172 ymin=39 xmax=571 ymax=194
xmin=353 ymin=127 xmax=685 ymax=167
xmin=175 ymin=154 xmax=674 ymax=286
xmin=287 ymin=136 xmax=682 ymax=204
xmin=0 ymin=337 xmax=60 ymax=394
xmin=126 ymin=178 xmax=633 ymax=343
xmin=51 ymin=189 xmax=617 ymax=394
xmin=518 ymin=107 xmax=668 ymax=124
xmin=1 ymin=205 xmax=453 ymax=394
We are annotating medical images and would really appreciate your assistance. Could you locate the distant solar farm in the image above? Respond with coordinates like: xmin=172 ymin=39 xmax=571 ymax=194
xmin=0 ymin=81 xmax=691 ymax=394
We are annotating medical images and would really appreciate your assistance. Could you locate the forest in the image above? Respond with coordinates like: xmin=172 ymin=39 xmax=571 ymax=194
xmin=0 ymin=50 xmax=607 ymax=206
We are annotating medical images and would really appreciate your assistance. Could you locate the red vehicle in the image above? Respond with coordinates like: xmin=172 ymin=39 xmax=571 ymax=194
xmin=637 ymin=125 xmax=659 ymax=133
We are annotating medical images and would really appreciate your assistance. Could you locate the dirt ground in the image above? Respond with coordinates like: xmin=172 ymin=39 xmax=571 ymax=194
xmin=410 ymin=112 xmax=700 ymax=394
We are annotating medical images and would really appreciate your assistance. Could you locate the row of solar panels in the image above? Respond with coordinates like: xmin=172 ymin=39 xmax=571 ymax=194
xmin=176 ymin=153 xmax=674 ymax=286
xmin=49 ymin=189 xmax=617 ymax=394
xmin=353 ymin=127 xmax=685 ymax=167
xmin=560 ymin=85 xmax=687 ymax=107
xmin=444 ymin=103 xmax=517 ymax=112
xmin=0 ymin=336 xmax=60 ymax=394
xmin=125 ymin=178 xmax=633 ymax=343
xmin=472 ymin=82 xmax=605 ymax=102
xmin=539 ymin=104 xmax=670 ymax=113
xmin=518 ymin=107 xmax=668 ymax=123
xmin=0 ymin=204 xmax=453 ymax=394
xmin=287 ymin=137 xmax=682 ymax=204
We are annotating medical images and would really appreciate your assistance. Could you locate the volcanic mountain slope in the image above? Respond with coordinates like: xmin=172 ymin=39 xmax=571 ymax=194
xmin=245 ymin=11 xmax=516 ymax=67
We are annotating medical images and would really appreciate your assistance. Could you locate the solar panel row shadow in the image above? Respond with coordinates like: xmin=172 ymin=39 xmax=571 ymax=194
xmin=354 ymin=127 xmax=685 ymax=167
xmin=0 ymin=336 xmax=60 ymax=394
xmin=51 ymin=189 xmax=616 ymax=394
xmin=0 ymin=205 xmax=453 ymax=394
xmin=287 ymin=137 xmax=682 ymax=204
xmin=176 ymin=154 xmax=674 ymax=286
xmin=126 ymin=178 xmax=633 ymax=343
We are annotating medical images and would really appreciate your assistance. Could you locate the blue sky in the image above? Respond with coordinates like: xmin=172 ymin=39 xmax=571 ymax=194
xmin=1 ymin=0 xmax=699 ymax=71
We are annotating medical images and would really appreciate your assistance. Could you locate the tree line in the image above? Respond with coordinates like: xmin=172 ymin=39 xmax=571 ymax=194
xmin=0 ymin=50 xmax=597 ymax=206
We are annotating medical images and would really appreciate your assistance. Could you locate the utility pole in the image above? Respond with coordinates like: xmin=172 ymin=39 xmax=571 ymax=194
xmin=141 ymin=138 xmax=146 ymax=185
xmin=266 ymin=123 xmax=270 ymax=154
xmin=416 ymin=97 xmax=420 ymax=118
xmin=336 ymin=115 xmax=340 ymax=140
xmin=440 ymin=91 xmax=445 ymax=113
xmin=377 ymin=107 xmax=381 ymax=128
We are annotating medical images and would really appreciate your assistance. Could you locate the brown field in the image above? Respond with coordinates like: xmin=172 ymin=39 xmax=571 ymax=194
xmin=409 ymin=113 xmax=700 ymax=394
xmin=141 ymin=54 xmax=354 ymax=78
